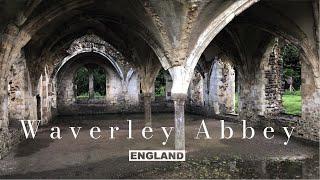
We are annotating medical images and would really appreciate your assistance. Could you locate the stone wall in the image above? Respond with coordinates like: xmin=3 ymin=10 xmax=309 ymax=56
xmin=207 ymin=60 xmax=235 ymax=115
xmin=300 ymin=60 xmax=320 ymax=141
xmin=8 ymin=52 xmax=37 ymax=126
xmin=188 ymin=39 xmax=319 ymax=142
xmin=186 ymin=70 xmax=205 ymax=115
xmin=0 ymin=52 xmax=39 ymax=159
xmin=57 ymin=68 xmax=141 ymax=116
xmin=237 ymin=39 xmax=279 ymax=125
xmin=186 ymin=59 xmax=236 ymax=116
xmin=0 ymin=128 xmax=23 ymax=159
xmin=264 ymin=39 xmax=283 ymax=116
xmin=187 ymin=70 xmax=204 ymax=107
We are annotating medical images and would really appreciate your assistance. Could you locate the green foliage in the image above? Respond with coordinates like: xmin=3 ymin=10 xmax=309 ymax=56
xmin=74 ymin=66 xmax=106 ymax=98
xmin=156 ymin=86 xmax=166 ymax=97
xmin=235 ymin=93 xmax=239 ymax=113
xmin=93 ymin=67 xmax=106 ymax=96
xmin=281 ymin=44 xmax=301 ymax=90
xmin=74 ymin=67 xmax=89 ymax=96
xmin=155 ymin=68 xmax=167 ymax=96
xmin=282 ymin=90 xmax=301 ymax=115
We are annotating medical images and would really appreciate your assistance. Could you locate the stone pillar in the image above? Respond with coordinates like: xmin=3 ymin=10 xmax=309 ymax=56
xmin=209 ymin=60 xmax=236 ymax=115
xmin=168 ymin=66 xmax=192 ymax=150
xmin=143 ymin=93 xmax=152 ymax=126
xmin=300 ymin=60 xmax=320 ymax=141
xmin=88 ymin=69 xmax=94 ymax=99
xmin=238 ymin=39 xmax=282 ymax=125
xmin=139 ymin=64 xmax=162 ymax=126
xmin=238 ymin=72 xmax=265 ymax=125
xmin=172 ymin=93 xmax=187 ymax=150
xmin=264 ymin=39 xmax=283 ymax=115
xmin=39 ymin=67 xmax=52 ymax=125
xmin=203 ymin=72 xmax=209 ymax=111
xmin=188 ymin=71 xmax=204 ymax=107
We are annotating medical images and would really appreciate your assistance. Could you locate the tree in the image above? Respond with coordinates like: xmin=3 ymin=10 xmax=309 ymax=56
xmin=74 ymin=66 xmax=106 ymax=97
xmin=74 ymin=67 xmax=89 ymax=96
xmin=93 ymin=67 xmax=106 ymax=96
xmin=155 ymin=68 xmax=167 ymax=96
xmin=281 ymin=44 xmax=301 ymax=91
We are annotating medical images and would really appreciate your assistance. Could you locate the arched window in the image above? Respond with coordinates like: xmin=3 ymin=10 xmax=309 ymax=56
xmin=74 ymin=65 xmax=106 ymax=100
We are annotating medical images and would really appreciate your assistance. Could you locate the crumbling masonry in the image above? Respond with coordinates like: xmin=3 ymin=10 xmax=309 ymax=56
xmin=0 ymin=0 xmax=319 ymax=157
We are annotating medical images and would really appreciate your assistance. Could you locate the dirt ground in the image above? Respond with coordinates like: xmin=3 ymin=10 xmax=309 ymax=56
xmin=0 ymin=113 xmax=318 ymax=178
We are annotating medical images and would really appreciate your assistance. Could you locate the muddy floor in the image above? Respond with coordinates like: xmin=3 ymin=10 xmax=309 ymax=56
xmin=0 ymin=113 xmax=318 ymax=178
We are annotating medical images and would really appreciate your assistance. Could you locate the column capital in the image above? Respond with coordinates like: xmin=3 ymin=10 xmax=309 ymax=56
xmin=171 ymin=93 xmax=187 ymax=101
xmin=168 ymin=66 xmax=192 ymax=95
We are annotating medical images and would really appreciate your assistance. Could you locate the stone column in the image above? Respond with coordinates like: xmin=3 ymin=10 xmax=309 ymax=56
xmin=139 ymin=60 xmax=162 ymax=126
xmin=238 ymin=39 xmax=280 ymax=125
xmin=172 ymin=93 xmax=187 ymax=150
xmin=300 ymin=60 xmax=320 ymax=141
xmin=143 ymin=93 xmax=152 ymax=126
xmin=168 ymin=66 xmax=192 ymax=150
xmin=264 ymin=39 xmax=283 ymax=116
xmin=88 ymin=69 xmax=94 ymax=99
xmin=209 ymin=60 xmax=236 ymax=115
xmin=238 ymin=72 xmax=265 ymax=125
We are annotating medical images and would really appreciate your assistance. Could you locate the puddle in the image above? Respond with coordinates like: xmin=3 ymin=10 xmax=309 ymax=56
xmin=1 ymin=113 xmax=318 ymax=178
xmin=136 ymin=155 xmax=319 ymax=179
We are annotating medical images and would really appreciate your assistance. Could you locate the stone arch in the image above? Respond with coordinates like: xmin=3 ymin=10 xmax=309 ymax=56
xmin=184 ymin=0 xmax=318 ymax=90
xmin=185 ymin=0 xmax=258 ymax=71
xmin=56 ymin=53 xmax=125 ymax=115
xmin=20 ymin=1 xmax=171 ymax=70
xmin=52 ymin=34 xmax=124 ymax=80
xmin=223 ymin=16 xmax=319 ymax=132
xmin=231 ymin=17 xmax=319 ymax=87
xmin=126 ymin=68 xmax=136 ymax=84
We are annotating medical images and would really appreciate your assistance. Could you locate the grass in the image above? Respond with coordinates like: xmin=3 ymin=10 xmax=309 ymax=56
xmin=235 ymin=91 xmax=301 ymax=116
xmin=76 ymin=92 xmax=105 ymax=100
xmin=282 ymin=90 xmax=301 ymax=115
